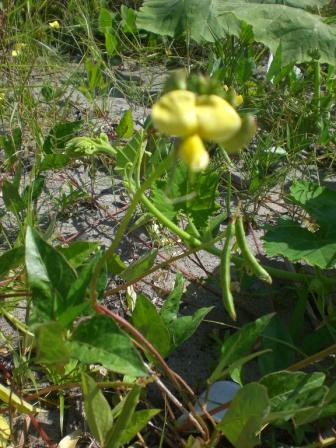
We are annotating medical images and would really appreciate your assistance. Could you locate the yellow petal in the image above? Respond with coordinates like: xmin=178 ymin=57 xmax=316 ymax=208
xmin=11 ymin=50 xmax=18 ymax=57
xmin=222 ymin=114 xmax=256 ymax=153
xmin=151 ymin=90 xmax=198 ymax=137
xmin=178 ymin=135 xmax=209 ymax=172
xmin=49 ymin=20 xmax=60 ymax=29
xmin=196 ymin=95 xmax=241 ymax=143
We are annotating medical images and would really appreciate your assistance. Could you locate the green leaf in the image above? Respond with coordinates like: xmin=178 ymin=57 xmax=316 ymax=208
xmin=218 ymin=383 xmax=270 ymax=448
xmin=2 ymin=180 xmax=25 ymax=213
xmin=217 ymin=1 xmax=336 ymax=66
xmin=137 ymin=0 xmax=226 ymax=42
xmin=137 ymin=0 xmax=336 ymax=66
xmin=263 ymin=219 xmax=336 ymax=269
xmin=160 ymin=272 xmax=185 ymax=322
xmin=131 ymin=294 xmax=171 ymax=357
xmin=161 ymin=273 xmax=212 ymax=349
xmin=260 ymin=371 xmax=328 ymax=423
xmin=116 ymin=109 xmax=134 ymax=138
xmin=81 ymin=373 xmax=113 ymax=446
xmin=105 ymin=385 xmax=141 ymax=448
xmin=105 ymin=31 xmax=118 ymax=56
xmin=258 ymin=316 xmax=296 ymax=375
xmin=39 ymin=154 xmax=71 ymax=171
xmin=0 ymin=247 xmax=24 ymax=279
xmin=209 ymin=314 xmax=274 ymax=384
xmin=21 ymin=175 xmax=45 ymax=204
xmin=115 ymin=130 xmax=144 ymax=173
xmin=70 ymin=315 xmax=146 ymax=376
xmin=43 ymin=121 xmax=82 ymax=154
xmin=99 ymin=7 xmax=114 ymax=33
xmin=58 ymin=241 xmax=99 ymax=268
xmin=118 ymin=409 xmax=160 ymax=445
xmin=58 ymin=253 xmax=104 ymax=328
xmin=120 ymin=249 xmax=157 ymax=282
xmin=0 ymin=128 xmax=21 ymax=166
xmin=152 ymin=164 xmax=220 ymax=231
xmin=25 ymin=227 xmax=77 ymax=323
xmin=106 ymin=253 xmax=127 ymax=275
xmin=121 ymin=5 xmax=138 ymax=34
xmin=35 ymin=321 xmax=70 ymax=369
xmin=290 ymin=181 xmax=336 ymax=230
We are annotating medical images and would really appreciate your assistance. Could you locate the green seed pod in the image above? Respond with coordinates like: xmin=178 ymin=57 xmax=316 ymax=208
xmin=221 ymin=114 xmax=257 ymax=153
xmin=220 ymin=219 xmax=237 ymax=320
xmin=235 ymin=215 xmax=272 ymax=284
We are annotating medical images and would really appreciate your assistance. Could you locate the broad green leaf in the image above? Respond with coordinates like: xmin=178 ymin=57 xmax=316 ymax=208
xmin=290 ymin=181 xmax=336 ymax=230
xmin=115 ymin=130 xmax=144 ymax=173
xmin=105 ymin=32 xmax=118 ymax=56
xmin=58 ymin=241 xmax=99 ymax=268
xmin=120 ymin=249 xmax=157 ymax=282
xmin=209 ymin=314 xmax=274 ymax=384
xmin=137 ymin=0 xmax=336 ymax=66
xmin=118 ymin=409 xmax=160 ymax=445
xmin=261 ymin=371 xmax=328 ymax=423
xmin=218 ymin=383 xmax=270 ymax=448
xmin=160 ymin=272 xmax=185 ymax=322
xmin=137 ymin=0 xmax=226 ymax=43
xmin=258 ymin=316 xmax=296 ymax=375
xmin=70 ymin=315 xmax=146 ymax=376
xmin=131 ymin=294 xmax=171 ymax=357
xmin=121 ymin=5 xmax=138 ymax=34
xmin=35 ymin=321 xmax=70 ymax=369
xmin=168 ymin=307 xmax=213 ymax=349
xmin=99 ymin=7 xmax=114 ymax=33
xmin=263 ymin=219 xmax=336 ymax=269
xmin=116 ymin=109 xmax=134 ymax=138
xmin=105 ymin=385 xmax=141 ymax=448
xmin=246 ymin=0 xmax=330 ymax=9
xmin=217 ymin=2 xmax=336 ymax=66
xmin=2 ymin=180 xmax=25 ymax=214
xmin=21 ymin=175 xmax=45 ymax=204
xmin=25 ymin=227 xmax=77 ymax=322
xmin=0 ymin=247 xmax=24 ymax=279
xmin=106 ymin=253 xmax=127 ymax=275
xmin=81 ymin=373 xmax=113 ymax=446
xmin=43 ymin=121 xmax=82 ymax=154
xmin=39 ymin=154 xmax=71 ymax=171
xmin=152 ymin=164 xmax=220 ymax=231
xmin=0 ymin=127 xmax=21 ymax=166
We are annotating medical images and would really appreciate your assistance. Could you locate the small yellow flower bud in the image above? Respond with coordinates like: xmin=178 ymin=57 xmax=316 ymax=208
xmin=178 ymin=135 xmax=209 ymax=172
xmin=49 ymin=20 xmax=60 ymax=29
xmin=11 ymin=50 xmax=18 ymax=57
xmin=151 ymin=90 xmax=198 ymax=137
xmin=196 ymin=95 xmax=242 ymax=143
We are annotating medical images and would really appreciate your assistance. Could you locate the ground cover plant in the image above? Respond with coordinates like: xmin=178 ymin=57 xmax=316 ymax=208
xmin=1 ymin=0 xmax=336 ymax=446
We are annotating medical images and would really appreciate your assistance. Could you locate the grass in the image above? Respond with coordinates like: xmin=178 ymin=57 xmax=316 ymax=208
xmin=1 ymin=1 xmax=336 ymax=447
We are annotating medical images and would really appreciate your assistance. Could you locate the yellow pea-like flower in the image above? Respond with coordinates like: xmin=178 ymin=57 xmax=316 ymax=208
xmin=195 ymin=94 xmax=241 ymax=143
xmin=152 ymin=90 xmax=198 ymax=137
xmin=178 ymin=134 xmax=209 ymax=172
xmin=49 ymin=20 xmax=60 ymax=29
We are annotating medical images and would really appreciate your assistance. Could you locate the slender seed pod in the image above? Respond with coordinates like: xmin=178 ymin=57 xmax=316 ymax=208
xmin=235 ymin=215 xmax=272 ymax=284
xmin=220 ymin=219 xmax=237 ymax=320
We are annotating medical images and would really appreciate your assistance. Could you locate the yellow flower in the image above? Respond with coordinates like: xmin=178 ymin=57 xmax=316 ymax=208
xmin=152 ymin=89 xmax=245 ymax=171
xmin=178 ymin=135 xmax=210 ymax=172
xmin=11 ymin=43 xmax=27 ymax=57
xmin=49 ymin=20 xmax=60 ymax=29
xmin=152 ymin=90 xmax=241 ymax=143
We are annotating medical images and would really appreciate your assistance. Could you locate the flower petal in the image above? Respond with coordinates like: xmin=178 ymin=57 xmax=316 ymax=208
xmin=151 ymin=90 xmax=198 ymax=137
xmin=196 ymin=95 xmax=241 ymax=143
xmin=178 ymin=135 xmax=209 ymax=172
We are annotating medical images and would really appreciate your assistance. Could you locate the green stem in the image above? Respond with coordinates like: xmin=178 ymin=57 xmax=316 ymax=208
xmin=90 ymin=150 xmax=175 ymax=303
xmin=314 ymin=60 xmax=321 ymax=129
